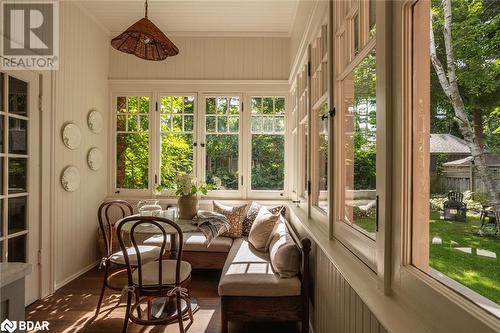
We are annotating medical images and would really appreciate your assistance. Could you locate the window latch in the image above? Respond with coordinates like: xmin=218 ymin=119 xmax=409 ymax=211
xmin=201 ymin=143 xmax=205 ymax=147
xmin=329 ymin=107 xmax=336 ymax=117
xmin=292 ymin=200 xmax=300 ymax=204
xmin=193 ymin=142 xmax=197 ymax=147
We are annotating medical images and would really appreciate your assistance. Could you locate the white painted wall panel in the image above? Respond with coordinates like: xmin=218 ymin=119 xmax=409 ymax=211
xmin=53 ymin=2 xmax=110 ymax=287
xmin=312 ymin=248 xmax=387 ymax=333
xmin=108 ymin=36 xmax=290 ymax=80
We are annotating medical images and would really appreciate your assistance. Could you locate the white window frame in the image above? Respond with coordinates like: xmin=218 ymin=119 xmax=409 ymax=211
xmin=111 ymin=92 xmax=154 ymax=196
xmin=110 ymin=88 xmax=289 ymax=200
xmin=155 ymin=92 xmax=199 ymax=196
xmin=201 ymin=93 xmax=245 ymax=198
xmin=246 ymin=93 xmax=288 ymax=199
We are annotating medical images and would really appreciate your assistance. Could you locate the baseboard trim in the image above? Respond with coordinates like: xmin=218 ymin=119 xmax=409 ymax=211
xmin=55 ymin=260 xmax=99 ymax=290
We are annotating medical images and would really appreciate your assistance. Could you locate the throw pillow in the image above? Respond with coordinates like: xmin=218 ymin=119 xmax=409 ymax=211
xmin=248 ymin=207 xmax=281 ymax=252
xmin=242 ymin=202 xmax=286 ymax=236
xmin=213 ymin=201 xmax=248 ymax=238
xmin=269 ymin=229 xmax=301 ymax=278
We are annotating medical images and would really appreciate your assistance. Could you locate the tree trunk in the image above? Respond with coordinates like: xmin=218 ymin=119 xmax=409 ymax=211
xmin=430 ymin=0 xmax=500 ymax=232
xmin=473 ymin=108 xmax=484 ymax=149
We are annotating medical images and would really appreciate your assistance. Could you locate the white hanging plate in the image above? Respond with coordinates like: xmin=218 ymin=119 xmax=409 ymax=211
xmin=62 ymin=123 xmax=81 ymax=149
xmin=61 ymin=166 xmax=80 ymax=192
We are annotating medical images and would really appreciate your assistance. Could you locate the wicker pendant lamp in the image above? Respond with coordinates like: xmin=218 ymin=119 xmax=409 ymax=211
xmin=111 ymin=0 xmax=179 ymax=61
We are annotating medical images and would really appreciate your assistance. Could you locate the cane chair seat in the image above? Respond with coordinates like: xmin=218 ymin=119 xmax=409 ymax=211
xmin=109 ymin=245 xmax=161 ymax=266
xmin=132 ymin=259 xmax=192 ymax=286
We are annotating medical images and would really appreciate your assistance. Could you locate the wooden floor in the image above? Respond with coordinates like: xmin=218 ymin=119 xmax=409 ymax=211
xmin=26 ymin=267 xmax=300 ymax=333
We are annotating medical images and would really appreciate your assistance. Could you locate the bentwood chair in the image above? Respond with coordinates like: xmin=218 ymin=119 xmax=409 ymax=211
xmin=116 ymin=216 xmax=194 ymax=333
xmin=95 ymin=200 xmax=161 ymax=316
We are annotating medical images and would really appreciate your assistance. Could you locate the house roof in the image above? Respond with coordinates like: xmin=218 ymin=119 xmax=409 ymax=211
xmin=430 ymin=134 xmax=470 ymax=154
xmin=443 ymin=154 xmax=500 ymax=167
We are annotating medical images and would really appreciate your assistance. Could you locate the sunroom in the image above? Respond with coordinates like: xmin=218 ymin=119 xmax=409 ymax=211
xmin=0 ymin=0 xmax=499 ymax=332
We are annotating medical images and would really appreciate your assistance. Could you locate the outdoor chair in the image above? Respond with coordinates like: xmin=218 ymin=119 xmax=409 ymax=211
xmin=443 ymin=191 xmax=467 ymax=222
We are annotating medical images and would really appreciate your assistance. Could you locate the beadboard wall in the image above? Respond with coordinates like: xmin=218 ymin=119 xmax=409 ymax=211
xmin=108 ymin=36 xmax=290 ymax=80
xmin=312 ymin=248 xmax=388 ymax=333
xmin=52 ymin=1 xmax=110 ymax=287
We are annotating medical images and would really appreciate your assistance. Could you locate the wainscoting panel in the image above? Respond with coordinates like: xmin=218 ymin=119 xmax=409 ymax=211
xmin=312 ymin=248 xmax=388 ymax=333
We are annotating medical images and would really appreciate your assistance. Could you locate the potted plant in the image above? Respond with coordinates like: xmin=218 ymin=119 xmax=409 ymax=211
xmin=172 ymin=174 xmax=210 ymax=219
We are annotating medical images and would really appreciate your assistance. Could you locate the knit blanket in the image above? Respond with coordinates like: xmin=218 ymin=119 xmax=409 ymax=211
xmin=192 ymin=210 xmax=230 ymax=245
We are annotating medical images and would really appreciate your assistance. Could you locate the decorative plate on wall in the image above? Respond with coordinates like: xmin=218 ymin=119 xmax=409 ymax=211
xmin=87 ymin=147 xmax=103 ymax=171
xmin=62 ymin=123 xmax=81 ymax=149
xmin=87 ymin=110 xmax=103 ymax=134
xmin=61 ymin=166 xmax=80 ymax=192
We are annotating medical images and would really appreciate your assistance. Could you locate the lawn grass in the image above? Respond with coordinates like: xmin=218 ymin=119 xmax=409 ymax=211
xmin=354 ymin=211 xmax=499 ymax=304
xmin=429 ymin=211 xmax=500 ymax=304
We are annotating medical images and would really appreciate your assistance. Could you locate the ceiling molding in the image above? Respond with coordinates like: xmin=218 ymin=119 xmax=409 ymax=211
xmin=108 ymin=30 xmax=291 ymax=38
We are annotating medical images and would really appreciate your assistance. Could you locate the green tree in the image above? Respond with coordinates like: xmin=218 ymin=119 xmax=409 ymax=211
xmin=430 ymin=0 xmax=500 ymax=231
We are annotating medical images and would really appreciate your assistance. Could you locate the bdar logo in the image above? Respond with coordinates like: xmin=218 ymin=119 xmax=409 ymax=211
xmin=0 ymin=319 xmax=17 ymax=333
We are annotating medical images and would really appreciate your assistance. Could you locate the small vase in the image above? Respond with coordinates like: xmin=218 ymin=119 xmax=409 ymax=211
xmin=178 ymin=195 xmax=198 ymax=220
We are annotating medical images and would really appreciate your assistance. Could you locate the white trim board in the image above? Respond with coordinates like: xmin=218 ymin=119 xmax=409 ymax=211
xmin=54 ymin=261 xmax=99 ymax=291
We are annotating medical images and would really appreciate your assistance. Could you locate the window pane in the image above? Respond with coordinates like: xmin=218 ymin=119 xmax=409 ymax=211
xmin=250 ymin=96 xmax=286 ymax=191
xmin=228 ymin=116 xmax=239 ymax=133
xmin=160 ymin=95 xmax=196 ymax=190
xmin=184 ymin=96 xmax=194 ymax=114
xmin=206 ymin=135 xmax=239 ymax=190
xmin=116 ymin=96 xmax=150 ymax=190
xmin=161 ymin=133 xmax=193 ymax=189
xmin=0 ymin=200 xmax=3 ymax=238
xmin=206 ymin=98 xmax=216 ymax=114
xmin=251 ymin=97 xmax=262 ymax=114
xmin=9 ymin=118 xmax=27 ymax=154
xmin=251 ymin=135 xmax=284 ymax=190
xmin=116 ymin=133 xmax=149 ymax=189
xmin=117 ymin=96 xmax=126 ymax=113
xmin=8 ymin=76 xmax=27 ymax=116
xmin=343 ymin=49 xmax=377 ymax=237
xmin=8 ymin=158 xmax=26 ymax=193
xmin=315 ymin=104 xmax=329 ymax=212
xmin=116 ymin=115 xmax=126 ymax=131
xmin=275 ymin=97 xmax=285 ymax=114
xmin=127 ymin=97 xmax=138 ymax=113
xmin=216 ymin=98 xmax=227 ymax=114
xmin=0 ymin=73 xmax=4 ymax=112
xmin=8 ymin=235 xmax=26 ymax=262
xmin=0 ymin=158 xmax=3 ymax=195
xmin=229 ymin=97 xmax=239 ymax=115
xmin=8 ymin=196 xmax=26 ymax=234
xmin=206 ymin=116 xmax=216 ymax=132
xmin=263 ymin=97 xmax=274 ymax=114
xmin=0 ymin=115 xmax=3 ymax=152
xmin=217 ymin=116 xmax=227 ymax=132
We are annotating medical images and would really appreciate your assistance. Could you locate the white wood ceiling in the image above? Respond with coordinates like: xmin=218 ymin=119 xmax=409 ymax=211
xmin=75 ymin=1 xmax=301 ymax=36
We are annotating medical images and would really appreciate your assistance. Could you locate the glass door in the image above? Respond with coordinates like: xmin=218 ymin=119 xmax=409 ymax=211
xmin=0 ymin=71 xmax=40 ymax=305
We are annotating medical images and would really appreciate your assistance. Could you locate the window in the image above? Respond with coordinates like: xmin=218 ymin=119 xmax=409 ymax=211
xmin=159 ymin=96 xmax=195 ymax=189
xmin=115 ymin=96 xmax=150 ymax=190
xmin=250 ymin=96 xmax=285 ymax=191
xmin=204 ymin=96 xmax=240 ymax=191
xmin=312 ymin=103 xmax=329 ymax=212
xmin=112 ymin=92 xmax=287 ymax=198
xmin=0 ymin=74 xmax=29 ymax=262
xmin=410 ymin=0 xmax=500 ymax=315
xmin=342 ymin=49 xmax=377 ymax=237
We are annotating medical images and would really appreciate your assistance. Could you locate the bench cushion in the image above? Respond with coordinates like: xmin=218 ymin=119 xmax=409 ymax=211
xmin=144 ymin=232 xmax=233 ymax=253
xmin=218 ymin=238 xmax=301 ymax=297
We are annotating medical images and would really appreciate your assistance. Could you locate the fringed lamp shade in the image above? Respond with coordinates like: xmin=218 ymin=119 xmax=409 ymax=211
xmin=111 ymin=1 xmax=179 ymax=61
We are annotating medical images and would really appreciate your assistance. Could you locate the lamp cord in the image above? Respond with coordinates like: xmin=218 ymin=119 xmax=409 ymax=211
xmin=144 ymin=0 xmax=148 ymax=18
